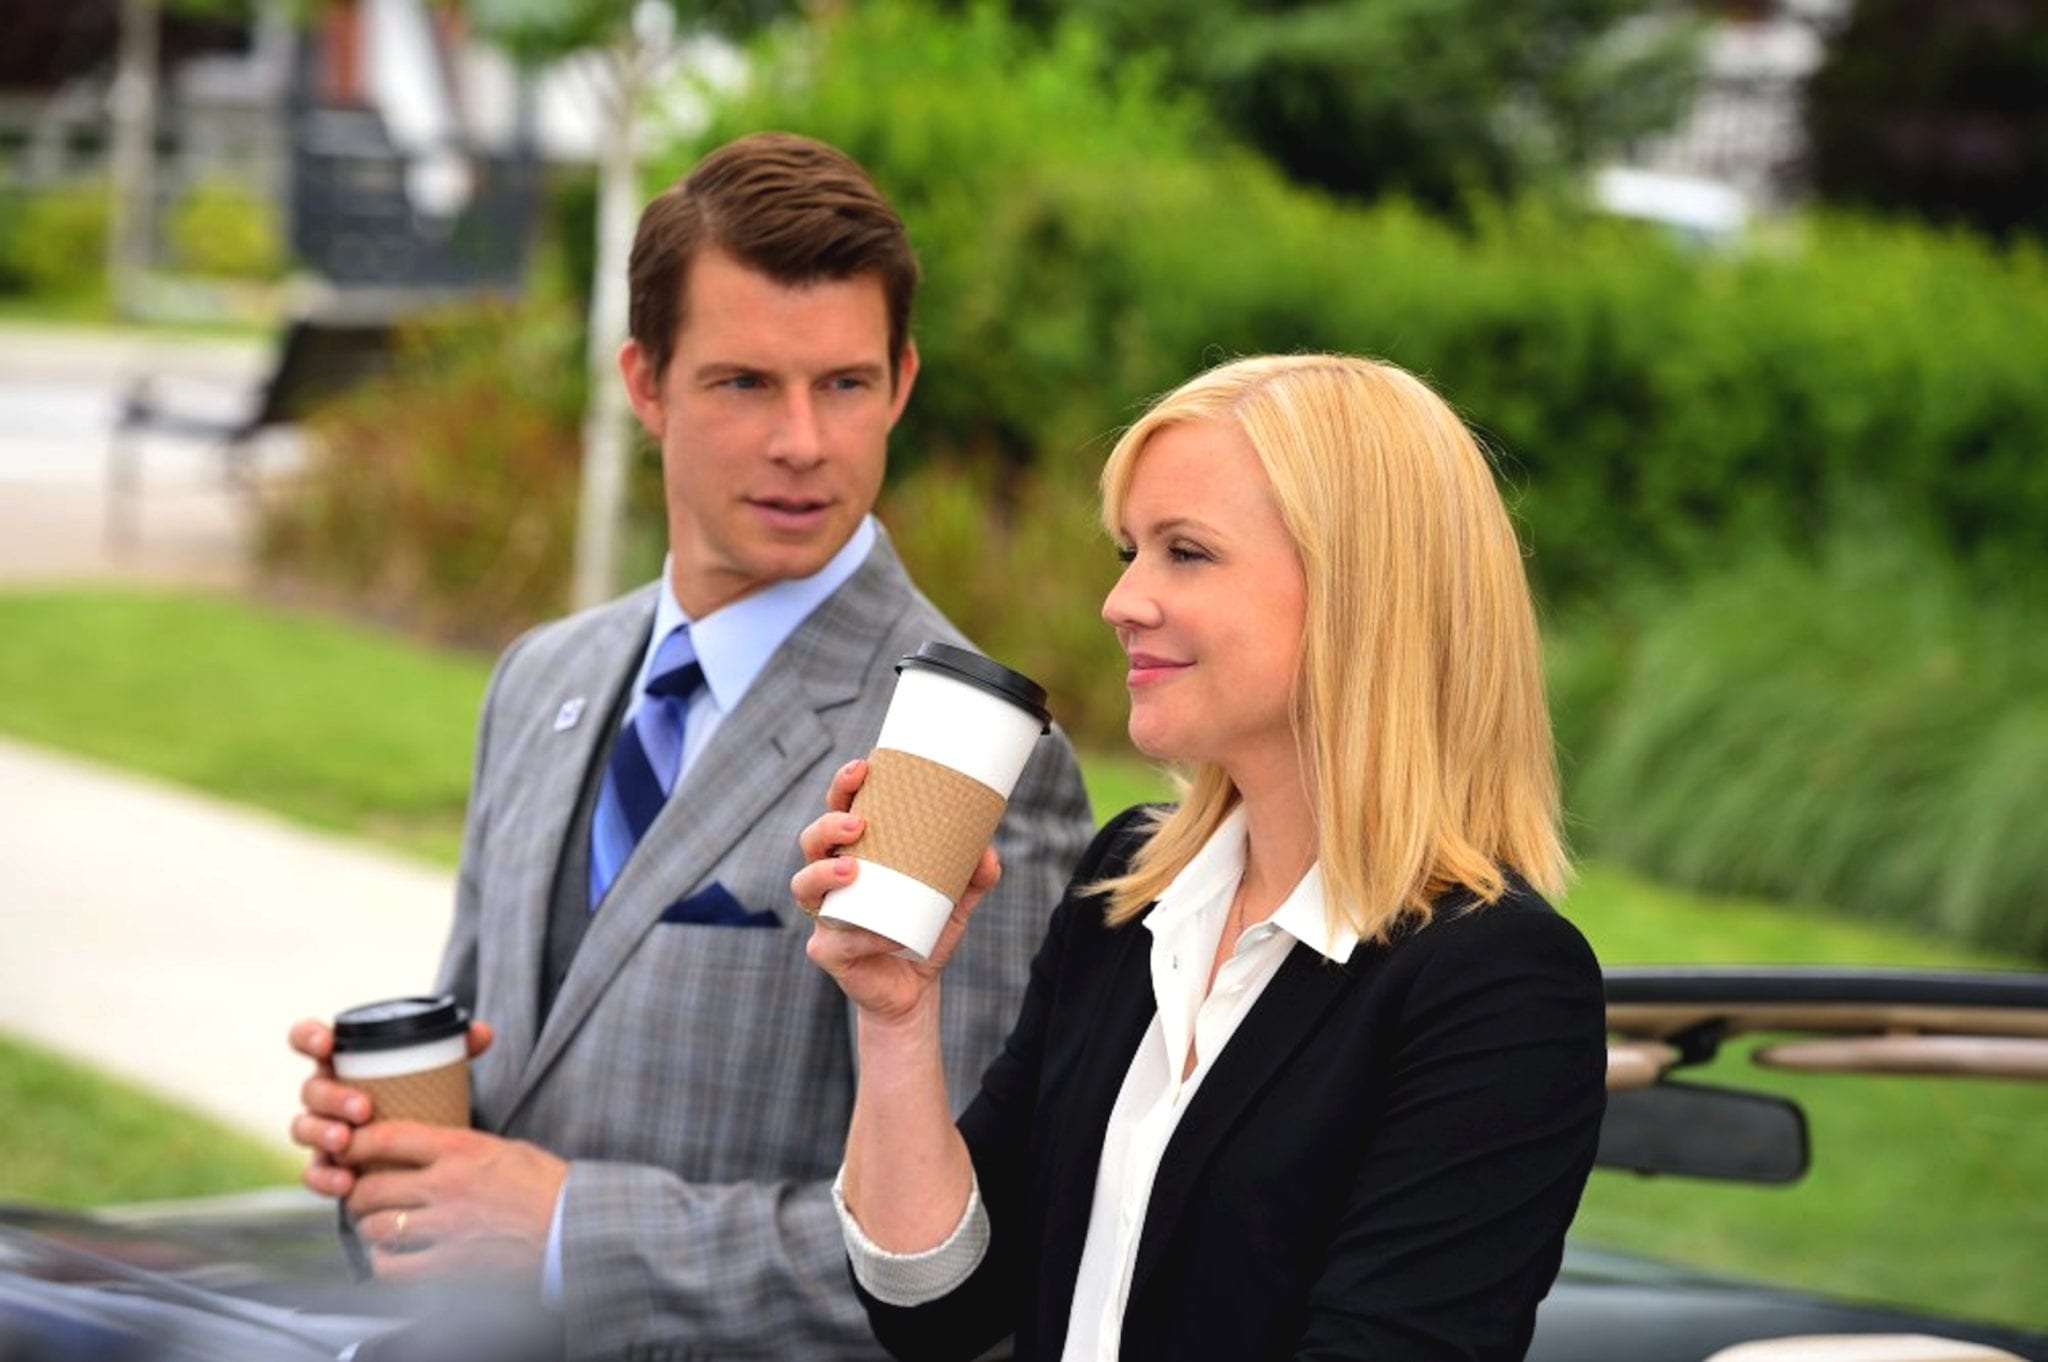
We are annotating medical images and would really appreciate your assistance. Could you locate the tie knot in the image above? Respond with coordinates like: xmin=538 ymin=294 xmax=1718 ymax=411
xmin=645 ymin=629 xmax=703 ymax=701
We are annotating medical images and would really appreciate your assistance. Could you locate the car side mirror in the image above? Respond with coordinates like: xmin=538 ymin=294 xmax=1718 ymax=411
xmin=1596 ymin=1079 xmax=1810 ymax=1184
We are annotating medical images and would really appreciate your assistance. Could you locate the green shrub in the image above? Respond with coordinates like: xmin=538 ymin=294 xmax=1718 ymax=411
xmin=668 ymin=2 xmax=2048 ymax=598
xmin=258 ymin=297 xmax=586 ymax=644
xmin=647 ymin=4 xmax=2048 ymax=959
xmin=1549 ymin=534 xmax=2048 ymax=959
xmin=649 ymin=1 xmax=2048 ymax=762
xmin=164 ymin=173 xmax=286 ymax=278
xmin=881 ymin=457 xmax=1127 ymax=743
xmin=0 ymin=179 xmax=111 ymax=299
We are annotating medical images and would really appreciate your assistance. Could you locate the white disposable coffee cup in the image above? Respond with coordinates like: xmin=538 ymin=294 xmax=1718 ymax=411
xmin=819 ymin=641 xmax=1051 ymax=959
xmin=331 ymin=995 xmax=471 ymax=1130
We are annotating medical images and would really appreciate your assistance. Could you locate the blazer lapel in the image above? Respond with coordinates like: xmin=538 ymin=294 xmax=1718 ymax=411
xmin=503 ymin=541 xmax=914 ymax=1119
xmin=1049 ymin=920 xmax=1155 ymax=1189
xmin=480 ymin=591 xmax=652 ymax=1095
xmin=1037 ymin=908 xmax=1157 ymax=1349
xmin=1128 ymin=940 xmax=1360 ymax=1296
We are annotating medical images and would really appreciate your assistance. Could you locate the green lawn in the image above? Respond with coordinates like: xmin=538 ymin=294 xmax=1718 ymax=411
xmin=0 ymin=1033 xmax=297 ymax=1208
xmin=0 ymin=587 xmax=2042 ymax=1327
xmin=0 ymin=587 xmax=1178 ymax=867
xmin=1077 ymin=750 xmax=1174 ymax=821
xmin=0 ymin=294 xmax=113 ymax=326
xmin=0 ymin=588 xmax=486 ymax=864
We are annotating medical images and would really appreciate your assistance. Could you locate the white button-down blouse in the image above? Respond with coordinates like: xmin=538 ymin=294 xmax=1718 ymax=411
xmin=837 ymin=808 xmax=1359 ymax=1361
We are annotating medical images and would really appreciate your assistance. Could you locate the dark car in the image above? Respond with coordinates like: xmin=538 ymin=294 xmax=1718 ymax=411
xmin=1544 ymin=966 xmax=2048 ymax=1362
xmin=2 ymin=967 xmax=2043 ymax=1361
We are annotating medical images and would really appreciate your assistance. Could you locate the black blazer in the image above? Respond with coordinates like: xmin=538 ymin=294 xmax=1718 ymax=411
xmin=856 ymin=808 xmax=1608 ymax=1362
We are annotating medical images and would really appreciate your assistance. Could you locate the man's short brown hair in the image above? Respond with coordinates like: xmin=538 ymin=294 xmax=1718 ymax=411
xmin=626 ymin=131 xmax=919 ymax=384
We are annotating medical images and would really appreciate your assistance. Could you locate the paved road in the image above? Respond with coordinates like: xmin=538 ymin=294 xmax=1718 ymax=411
xmin=0 ymin=323 xmax=455 ymax=1156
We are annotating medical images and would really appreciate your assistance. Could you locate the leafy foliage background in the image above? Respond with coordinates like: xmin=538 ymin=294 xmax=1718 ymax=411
xmin=262 ymin=0 xmax=2048 ymax=957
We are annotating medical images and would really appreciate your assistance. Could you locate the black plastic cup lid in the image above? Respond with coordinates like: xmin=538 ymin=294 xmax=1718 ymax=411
xmin=897 ymin=641 xmax=1051 ymax=732
xmin=333 ymin=996 xmax=470 ymax=1053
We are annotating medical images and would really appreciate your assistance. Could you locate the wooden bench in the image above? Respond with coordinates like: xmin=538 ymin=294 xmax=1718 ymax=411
xmin=105 ymin=314 xmax=396 ymax=548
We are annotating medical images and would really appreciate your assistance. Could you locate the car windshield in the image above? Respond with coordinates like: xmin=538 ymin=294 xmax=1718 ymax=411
xmin=1582 ymin=963 xmax=2048 ymax=1337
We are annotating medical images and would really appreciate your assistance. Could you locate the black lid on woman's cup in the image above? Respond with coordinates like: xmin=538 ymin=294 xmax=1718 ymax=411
xmin=333 ymin=995 xmax=469 ymax=1052
xmin=898 ymin=641 xmax=1051 ymax=732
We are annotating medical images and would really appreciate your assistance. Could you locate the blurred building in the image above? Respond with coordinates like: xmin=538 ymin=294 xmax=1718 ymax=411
xmin=0 ymin=2 xmax=286 ymax=201
xmin=1598 ymin=0 xmax=1853 ymax=237
xmin=292 ymin=0 xmax=540 ymax=292
xmin=0 ymin=0 xmax=592 ymax=295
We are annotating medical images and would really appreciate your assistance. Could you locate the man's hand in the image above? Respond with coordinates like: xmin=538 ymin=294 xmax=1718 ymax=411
xmin=341 ymin=1123 xmax=568 ymax=1284
xmin=286 ymin=1016 xmax=494 ymax=1200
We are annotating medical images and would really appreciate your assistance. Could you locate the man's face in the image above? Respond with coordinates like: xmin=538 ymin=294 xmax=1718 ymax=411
xmin=619 ymin=248 xmax=918 ymax=618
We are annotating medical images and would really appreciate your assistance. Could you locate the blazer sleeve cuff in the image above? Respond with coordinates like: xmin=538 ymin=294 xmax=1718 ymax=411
xmin=832 ymin=1165 xmax=989 ymax=1307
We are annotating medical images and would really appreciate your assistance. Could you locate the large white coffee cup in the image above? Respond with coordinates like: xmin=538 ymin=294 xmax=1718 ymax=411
xmin=818 ymin=642 xmax=1051 ymax=959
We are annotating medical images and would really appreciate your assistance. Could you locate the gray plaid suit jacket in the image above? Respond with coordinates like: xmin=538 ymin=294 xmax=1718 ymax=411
xmin=435 ymin=533 xmax=1094 ymax=1361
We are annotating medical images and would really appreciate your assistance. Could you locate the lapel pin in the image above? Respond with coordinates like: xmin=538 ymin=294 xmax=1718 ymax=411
xmin=553 ymin=697 xmax=587 ymax=732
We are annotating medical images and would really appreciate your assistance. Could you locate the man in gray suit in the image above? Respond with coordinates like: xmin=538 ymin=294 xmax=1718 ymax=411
xmin=286 ymin=132 xmax=1094 ymax=1359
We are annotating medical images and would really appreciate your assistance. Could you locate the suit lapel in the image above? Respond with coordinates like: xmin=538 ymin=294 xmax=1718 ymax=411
xmin=481 ymin=591 xmax=653 ymax=1096
xmin=1128 ymin=940 xmax=1360 ymax=1297
xmin=503 ymin=541 xmax=915 ymax=1119
xmin=1038 ymin=915 xmax=1157 ymax=1337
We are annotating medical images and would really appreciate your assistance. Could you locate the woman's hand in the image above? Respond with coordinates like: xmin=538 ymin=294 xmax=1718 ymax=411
xmin=795 ymin=758 xmax=1002 ymax=1024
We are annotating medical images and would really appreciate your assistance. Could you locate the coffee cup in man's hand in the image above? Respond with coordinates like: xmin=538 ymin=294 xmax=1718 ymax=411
xmin=330 ymin=995 xmax=471 ymax=1127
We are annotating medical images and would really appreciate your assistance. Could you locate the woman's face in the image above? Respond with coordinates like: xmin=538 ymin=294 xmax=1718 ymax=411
xmin=1102 ymin=418 xmax=1307 ymax=779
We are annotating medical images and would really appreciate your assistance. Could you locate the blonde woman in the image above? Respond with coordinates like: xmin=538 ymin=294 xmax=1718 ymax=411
xmin=794 ymin=354 xmax=1606 ymax=1362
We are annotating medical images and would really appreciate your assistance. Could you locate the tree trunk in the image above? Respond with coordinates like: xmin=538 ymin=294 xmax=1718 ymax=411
xmin=107 ymin=0 xmax=161 ymax=318
xmin=571 ymin=45 xmax=643 ymax=611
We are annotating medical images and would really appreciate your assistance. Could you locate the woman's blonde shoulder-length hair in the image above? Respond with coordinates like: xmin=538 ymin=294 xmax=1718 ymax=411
xmin=1092 ymin=353 xmax=1567 ymax=944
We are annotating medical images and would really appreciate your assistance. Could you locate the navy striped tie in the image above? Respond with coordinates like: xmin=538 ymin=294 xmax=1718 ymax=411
xmin=588 ymin=627 xmax=704 ymax=910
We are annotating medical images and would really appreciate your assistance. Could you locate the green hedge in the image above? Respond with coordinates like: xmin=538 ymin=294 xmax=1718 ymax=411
xmin=666 ymin=1 xmax=2048 ymax=607
xmin=650 ymin=2 xmax=2048 ymax=955
xmin=165 ymin=173 xmax=286 ymax=279
xmin=0 ymin=179 xmax=110 ymax=301
xmin=261 ymin=3 xmax=2048 ymax=957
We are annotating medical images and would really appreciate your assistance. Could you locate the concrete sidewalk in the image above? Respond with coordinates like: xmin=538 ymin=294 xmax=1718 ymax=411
xmin=0 ymin=736 xmax=455 ymax=1153
xmin=0 ymin=321 xmax=455 ymax=1157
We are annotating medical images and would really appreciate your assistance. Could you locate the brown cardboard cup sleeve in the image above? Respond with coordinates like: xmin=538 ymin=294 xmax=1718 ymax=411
xmin=351 ymin=1059 xmax=471 ymax=1128
xmin=845 ymin=747 xmax=1009 ymax=900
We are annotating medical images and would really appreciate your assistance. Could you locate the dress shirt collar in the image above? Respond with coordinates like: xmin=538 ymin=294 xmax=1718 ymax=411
xmin=638 ymin=516 xmax=878 ymax=712
xmin=1143 ymin=805 xmax=1360 ymax=965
